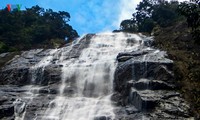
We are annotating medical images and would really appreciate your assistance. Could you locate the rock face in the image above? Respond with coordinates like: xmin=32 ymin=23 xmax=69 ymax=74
xmin=0 ymin=33 xmax=194 ymax=120
xmin=0 ymin=34 xmax=93 ymax=119
xmin=113 ymin=45 xmax=193 ymax=119
xmin=0 ymin=34 xmax=93 ymax=86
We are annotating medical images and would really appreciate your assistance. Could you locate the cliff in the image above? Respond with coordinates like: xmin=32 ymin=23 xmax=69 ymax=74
xmin=153 ymin=21 xmax=200 ymax=118
xmin=0 ymin=32 xmax=195 ymax=120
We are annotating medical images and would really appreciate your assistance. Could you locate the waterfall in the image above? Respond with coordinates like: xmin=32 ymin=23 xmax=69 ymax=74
xmin=41 ymin=32 xmax=143 ymax=120
xmin=0 ymin=32 xmax=193 ymax=120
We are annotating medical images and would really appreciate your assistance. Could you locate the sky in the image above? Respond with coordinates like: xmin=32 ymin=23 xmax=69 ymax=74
xmin=0 ymin=0 xmax=188 ymax=35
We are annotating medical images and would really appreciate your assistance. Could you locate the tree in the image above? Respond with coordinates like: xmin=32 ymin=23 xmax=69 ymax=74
xmin=119 ymin=0 xmax=182 ymax=33
xmin=152 ymin=1 xmax=180 ymax=27
xmin=178 ymin=0 xmax=200 ymax=43
xmin=120 ymin=19 xmax=137 ymax=32
xmin=138 ymin=18 xmax=155 ymax=33
xmin=0 ymin=5 xmax=79 ymax=53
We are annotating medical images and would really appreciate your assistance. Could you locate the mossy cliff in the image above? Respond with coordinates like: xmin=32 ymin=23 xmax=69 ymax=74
xmin=153 ymin=21 xmax=200 ymax=118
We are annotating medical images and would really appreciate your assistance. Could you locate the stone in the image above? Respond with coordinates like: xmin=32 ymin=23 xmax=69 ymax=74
xmin=0 ymin=33 xmax=194 ymax=120
xmin=0 ymin=105 xmax=14 ymax=119
xmin=125 ymin=106 xmax=139 ymax=114
xmin=14 ymin=99 xmax=26 ymax=117
xmin=0 ymin=52 xmax=9 ymax=58
xmin=94 ymin=116 xmax=111 ymax=120
xmin=117 ymin=56 xmax=133 ymax=62
xmin=133 ymin=79 xmax=174 ymax=90
xmin=114 ymin=60 xmax=173 ymax=92
xmin=129 ymin=88 xmax=160 ymax=111
xmin=0 ymin=68 xmax=29 ymax=85
xmin=42 ymin=64 xmax=62 ymax=85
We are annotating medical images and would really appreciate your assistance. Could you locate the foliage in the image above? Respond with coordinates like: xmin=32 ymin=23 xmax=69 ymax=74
xmin=152 ymin=1 xmax=181 ymax=27
xmin=178 ymin=0 xmax=200 ymax=44
xmin=119 ymin=0 xmax=183 ymax=33
xmin=0 ymin=5 xmax=79 ymax=53
xmin=154 ymin=21 xmax=200 ymax=117
xmin=0 ymin=41 xmax=7 ymax=53
xmin=120 ymin=19 xmax=137 ymax=32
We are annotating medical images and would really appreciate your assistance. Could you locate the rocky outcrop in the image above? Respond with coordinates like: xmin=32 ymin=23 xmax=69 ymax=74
xmin=0 ymin=34 xmax=93 ymax=119
xmin=113 ymin=48 xmax=193 ymax=119
xmin=0 ymin=33 xmax=194 ymax=120
xmin=0 ymin=34 xmax=93 ymax=86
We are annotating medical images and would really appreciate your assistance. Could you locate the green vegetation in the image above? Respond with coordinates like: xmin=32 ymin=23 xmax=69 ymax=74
xmin=118 ymin=0 xmax=200 ymax=117
xmin=178 ymin=0 xmax=200 ymax=44
xmin=0 ymin=5 xmax=79 ymax=53
xmin=154 ymin=21 xmax=200 ymax=118
xmin=118 ymin=0 xmax=184 ymax=33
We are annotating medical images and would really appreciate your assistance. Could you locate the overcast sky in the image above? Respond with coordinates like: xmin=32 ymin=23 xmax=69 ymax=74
xmin=0 ymin=0 xmax=188 ymax=35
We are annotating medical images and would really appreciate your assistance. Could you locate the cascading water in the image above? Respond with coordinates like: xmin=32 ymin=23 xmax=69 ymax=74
xmin=0 ymin=32 xmax=193 ymax=120
xmin=42 ymin=33 xmax=143 ymax=120
xmin=13 ymin=49 xmax=61 ymax=120
xmin=30 ymin=49 xmax=59 ymax=84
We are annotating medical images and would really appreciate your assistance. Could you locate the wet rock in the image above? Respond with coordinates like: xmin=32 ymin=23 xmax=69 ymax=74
xmin=114 ymin=49 xmax=173 ymax=93
xmin=117 ymin=56 xmax=133 ymax=62
xmin=162 ymin=92 xmax=180 ymax=99
xmin=0 ymin=49 xmax=50 ymax=85
xmin=3 ymin=49 xmax=43 ymax=70
xmin=0 ymin=105 xmax=14 ymax=119
xmin=133 ymin=79 xmax=174 ymax=90
xmin=117 ymin=50 xmax=149 ymax=60
xmin=0 ymin=33 xmax=194 ymax=120
xmin=0 ymin=33 xmax=93 ymax=86
xmin=49 ymin=89 xmax=58 ymax=94
xmin=159 ymin=96 xmax=192 ymax=118
xmin=113 ymin=43 xmax=193 ymax=119
xmin=0 ymin=52 xmax=9 ymax=58
xmin=129 ymin=88 xmax=160 ymax=111
xmin=94 ymin=116 xmax=111 ymax=120
xmin=37 ymin=85 xmax=58 ymax=95
xmin=22 ymin=94 xmax=55 ymax=120
xmin=0 ymin=96 xmax=8 ymax=105
xmin=42 ymin=64 xmax=62 ymax=85
xmin=114 ymin=60 xmax=173 ymax=93
xmin=38 ymin=89 xmax=49 ymax=94
xmin=153 ymin=65 xmax=174 ymax=83
xmin=125 ymin=106 xmax=139 ymax=114
xmin=116 ymin=50 xmax=152 ymax=62
xmin=14 ymin=99 xmax=26 ymax=117
xmin=0 ymin=68 xmax=29 ymax=85
xmin=63 ymin=34 xmax=93 ymax=60
xmin=63 ymin=86 xmax=77 ymax=96
xmin=113 ymin=107 xmax=150 ymax=120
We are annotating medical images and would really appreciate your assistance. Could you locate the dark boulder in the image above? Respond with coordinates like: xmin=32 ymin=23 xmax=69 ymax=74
xmin=133 ymin=79 xmax=174 ymax=90
xmin=0 ymin=68 xmax=29 ymax=85
xmin=128 ymin=88 xmax=160 ymax=111
xmin=0 ymin=105 xmax=14 ymax=119
xmin=94 ymin=116 xmax=111 ymax=120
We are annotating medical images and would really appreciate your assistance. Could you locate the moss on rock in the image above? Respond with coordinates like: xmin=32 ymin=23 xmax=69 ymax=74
xmin=154 ymin=21 xmax=200 ymax=118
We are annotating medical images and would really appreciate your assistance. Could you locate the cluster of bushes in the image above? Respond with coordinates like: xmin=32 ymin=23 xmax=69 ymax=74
xmin=117 ymin=0 xmax=184 ymax=33
xmin=118 ymin=0 xmax=200 ymax=43
xmin=0 ymin=5 xmax=79 ymax=53
xmin=178 ymin=0 xmax=200 ymax=44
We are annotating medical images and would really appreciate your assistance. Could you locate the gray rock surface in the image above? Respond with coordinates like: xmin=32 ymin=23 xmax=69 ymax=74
xmin=0 ymin=33 xmax=194 ymax=120
xmin=113 ymin=45 xmax=193 ymax=119
xmin=0 ymin=34 xmax=93 ymax=119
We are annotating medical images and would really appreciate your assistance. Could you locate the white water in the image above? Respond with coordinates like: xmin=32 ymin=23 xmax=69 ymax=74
xmin=14 ymin=49 xmax=60 ymax=120
xmin=41 ymin=32 xmax=143 ymax=120
xmin=30 ymin=49 xmax=59 ymax=83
